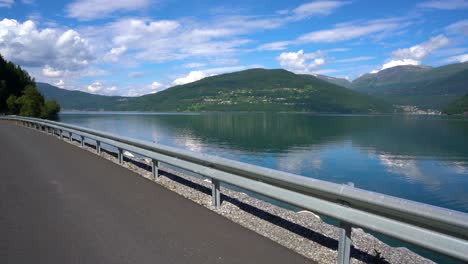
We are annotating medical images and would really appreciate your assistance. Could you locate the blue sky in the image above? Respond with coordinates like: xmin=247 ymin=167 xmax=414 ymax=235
xmin=0 ymin=0 xmax=467 ymax=96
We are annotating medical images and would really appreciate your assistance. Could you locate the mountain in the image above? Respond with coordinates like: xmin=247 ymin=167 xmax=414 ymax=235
xmin=349 ymin=62 xmax=468 ymax=109
xmin=38 ymin=69 xmax=393 ymax=113
xmin=310 ymin=74 xmax=351 ymax=88
xmin=126 ymin=68 xmax=393 ymax=113
xmin=37 ymin=82 xmax=129 ymax=111
xmin=444 ymin=94 xmax=468 ymax=115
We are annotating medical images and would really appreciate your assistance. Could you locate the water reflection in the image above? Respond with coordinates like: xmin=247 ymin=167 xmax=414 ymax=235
xmin=59 ymin=112 xmax=468 ymax=213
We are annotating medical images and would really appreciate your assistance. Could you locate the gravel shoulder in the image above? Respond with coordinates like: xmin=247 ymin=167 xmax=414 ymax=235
xmin=49 ymin=126 xmax=434 ymax=264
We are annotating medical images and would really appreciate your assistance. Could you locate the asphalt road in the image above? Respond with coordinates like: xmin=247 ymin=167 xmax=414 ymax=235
xmin=0 ymin=121 xmax=313 ymax=264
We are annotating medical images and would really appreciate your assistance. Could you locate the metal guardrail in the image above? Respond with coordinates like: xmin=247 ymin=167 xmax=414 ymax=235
xmin=2 ymin=116 xmax=468 ymax=263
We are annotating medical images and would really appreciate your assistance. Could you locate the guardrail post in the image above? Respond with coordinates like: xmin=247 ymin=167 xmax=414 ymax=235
xmin=212 ymin=179 xmax=221 ymax=208
xmin=337 ymin=182 xmax=354 ymax=264
xmin=152 ymin=159 xmax=159 ymax=179
xmin=337 ymin=221 xmax=352 ymax=264
xmin=96 ymin=140 xmax=101 ymax=154
xmin=118 ymin=148 xmax=123 ymax=164
xmin=69 ymin=132 xmax=72 ymax=142
xmin=80 ymin=136 xmax=85 ymax=147
xmin=59 ymin=129 xmax=63 ymax=140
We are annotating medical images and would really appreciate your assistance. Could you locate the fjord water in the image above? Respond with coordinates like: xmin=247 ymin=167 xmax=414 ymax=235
xmin=60 ymin=112 xmax=468 ymax=214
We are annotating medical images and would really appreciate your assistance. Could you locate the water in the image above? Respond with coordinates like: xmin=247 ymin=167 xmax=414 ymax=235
xmin=59 ymin=112 xmax=468 ymax=214
xmin=59 ymin=112 xmax=467 ymax=262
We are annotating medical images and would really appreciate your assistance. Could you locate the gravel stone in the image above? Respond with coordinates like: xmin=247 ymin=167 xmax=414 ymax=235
xmin=61 ymin=134 xmax=433 ymax=264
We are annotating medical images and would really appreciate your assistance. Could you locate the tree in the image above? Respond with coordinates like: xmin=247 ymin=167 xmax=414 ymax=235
xmin=1 ymin=54 xmax=61 ymax=119
xmin=16 ymin=85 xmax=45 ymax=118
xmin=42 ymin=100 xmax=61 ymax=120
xmin=0 ymin=55 xmax=35 ymax=112
xmin=6 ymin=95 xmax=19 ymax=114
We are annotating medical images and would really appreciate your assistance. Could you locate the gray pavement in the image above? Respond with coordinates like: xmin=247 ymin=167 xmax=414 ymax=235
xmin=0 ymin=121 xmax=313 ymax=264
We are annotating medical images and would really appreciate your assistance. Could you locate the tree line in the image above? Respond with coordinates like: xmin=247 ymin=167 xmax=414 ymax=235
xmin=0 ymin=54 xmax=60 ymax=120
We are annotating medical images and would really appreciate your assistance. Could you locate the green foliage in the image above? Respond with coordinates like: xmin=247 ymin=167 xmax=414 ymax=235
xmin=186 ymin=104 xmax=205 ymax=111
xmin=123 ymin=68 xmax=393 ymax=113
xmin=16 ymin=85 xmax=45 ymax=117
xmin=0 ymin=54 xmax=61 ymax=119
xmin=6 ymin=95 xmax=19 ymax=114
xmin=444 ymin=94 xmax=468 ymax=115
xmin=42 ymin=99 xmax=61 ymax=120
xmin=350 ymin=62 xmax=468 ymax=109
xmin=0 ymin=54 xmax=36 ymax=112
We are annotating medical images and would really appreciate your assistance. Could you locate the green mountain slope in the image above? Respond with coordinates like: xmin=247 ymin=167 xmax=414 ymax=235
xmin=444 ymin=94 xmax=468 ymax=115
xmin=37 ymin=82 xmax=130 ymax=110
xmin=349 ymin=62 xmax=468 ymax=109
xmin=310 ymin=74 xmax=351 ymax=88
xmin=127 ymin=68 xmax=393 ymax=113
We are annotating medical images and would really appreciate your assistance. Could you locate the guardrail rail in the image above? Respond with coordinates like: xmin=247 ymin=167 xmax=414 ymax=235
xmin=2 ymin=116 xmax=467 ymax=264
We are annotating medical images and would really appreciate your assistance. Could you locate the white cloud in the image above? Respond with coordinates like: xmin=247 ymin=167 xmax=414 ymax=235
xmin=291 ymin=1 xmax=349 ymax=20
xmin=105 ymin=86 xmax=118 ymax=93
xmin=336 ymin=56 xmax=374 ymax=63
xmin=99 ymin=18 xmax=249 ymax=62
xmin=183 ymin=62 xmax=206 ymax=68
xmin=444 ymin=53 xmax=468 ymax=63
xmin=0 ymin=19 xmax=94 ymax=71
xmin=42 ymin=65 xmax=63 ymax=77
xmin=419 ymin=0 xmax=468 ymax=10
xmin=66 ymin=0 xmax=150 ymax=21
xmin=128 ymin=71 xmax=145 ymax=78
xmin=0 ymin=0 xmax=13 ymax=7
xmin=84 ymin=81 xmax=120 ymax=95
xmin=82 ymin=0 xmax=350 ymax=64
xmin=54 ymin=79 xmax=65 ymax=88
xmin=87 ymin=81 xmax=103 ymax=93
xmin=446 ymin=19 xmax=468 ymax=36
xmin=276 ymin=50 xmax=325 ymax=74
xmin=150 ymin=81 xmax=163 ymax=89
xmin=173 ymin=71 xmax=207 ymax=85
xmin=381 ymin=35 xmax=449 ymax=70
xmin=104 ymin=45 xmax=127 ymax=62
xmin=259 ymin=18 xmax=407 ymax=50
xmin=110 ymin=46 xmax=126 ymax=56
xmin=381 ymin=59 xmax=420 ymax=70
xmin=172 ymin=65 xmax=259 ymax=85
xmin=126 ymin=81 xmax=168 ymax=96
xmin=257 ymin=41 xmax=291 ymax=51
xmin=298 ymin=19 xmax=402 ymax=43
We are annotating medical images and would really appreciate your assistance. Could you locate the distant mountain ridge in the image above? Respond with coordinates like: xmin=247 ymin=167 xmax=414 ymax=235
xmin=311 ymin=74 xmax=351 ymax=88
xmin=37 ymin=82 xmax=129 ymax=111
xmin=345 ymin=62 xmax=468 ymax=109
xmin=38 ymin=69 xmax=392 ymax=113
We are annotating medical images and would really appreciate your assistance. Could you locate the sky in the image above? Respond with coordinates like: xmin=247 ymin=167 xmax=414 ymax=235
xmin=0 ymin=0 xmax=467 ymax=96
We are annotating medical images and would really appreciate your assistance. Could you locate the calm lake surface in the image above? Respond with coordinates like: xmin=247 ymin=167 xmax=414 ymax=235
xmin=59 ymin=112 xmax=468 ymax=214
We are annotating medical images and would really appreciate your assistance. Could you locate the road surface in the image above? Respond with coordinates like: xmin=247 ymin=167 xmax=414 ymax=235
xmin=0 ymin=121 xmax=313 ymax=264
